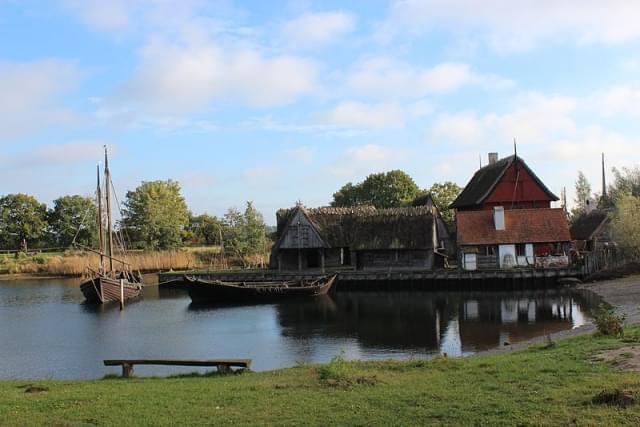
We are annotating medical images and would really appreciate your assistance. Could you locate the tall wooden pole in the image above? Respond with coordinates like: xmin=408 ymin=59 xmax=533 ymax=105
xmin=97 ymin=164 xmax=104 ymax=273
xmin=602 ymin=152 xmax=607 ymax=198
xmin=104 ymin=146 xmax=114 ymax=272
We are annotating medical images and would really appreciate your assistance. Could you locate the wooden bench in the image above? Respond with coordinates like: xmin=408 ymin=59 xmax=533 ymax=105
xmin=103 ymin=359 xmax=252 ymax=378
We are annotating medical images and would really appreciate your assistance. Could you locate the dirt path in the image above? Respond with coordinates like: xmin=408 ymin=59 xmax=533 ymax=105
xmin=478 ymin=275 xmax=640 ymax=357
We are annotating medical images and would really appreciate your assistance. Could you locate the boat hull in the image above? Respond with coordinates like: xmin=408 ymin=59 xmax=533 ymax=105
xmin=186 ymin=274 xmax=337 ymax=304
xmin=80 ymin=276 xmax=142 ymax=304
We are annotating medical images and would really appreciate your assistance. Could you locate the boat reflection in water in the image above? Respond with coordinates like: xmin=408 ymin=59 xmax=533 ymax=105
xmin=275 ymin=289 xmax=599 ymax=357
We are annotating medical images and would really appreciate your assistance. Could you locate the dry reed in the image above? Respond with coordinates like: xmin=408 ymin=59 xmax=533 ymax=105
xmin=0 ymin=250 xmax=200 ymax=276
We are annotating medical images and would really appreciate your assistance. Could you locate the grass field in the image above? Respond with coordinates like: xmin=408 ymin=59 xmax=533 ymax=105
xmin=3 ymin=328 xmax=640 ymax=425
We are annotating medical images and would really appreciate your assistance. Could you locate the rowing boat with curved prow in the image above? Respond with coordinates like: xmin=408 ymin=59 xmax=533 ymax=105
xmin=185 ymin=274 xmax=338 ymax=304
xmin=78 ymin=146 xmax=142 ymax=304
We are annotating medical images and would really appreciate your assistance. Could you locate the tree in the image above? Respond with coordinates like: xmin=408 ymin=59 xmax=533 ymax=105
xmin=0 ymin=194 xmax=47 ymax=250
xmin=570 ymin=171 xmax=592 ymax=221
xmin=223 ymin=202 xmax=268 ymax=267
xmin=121 ymin=180 xmax=190 ymax=250
xmin=609 ymin=166 xmax=640 ymax=202
xmin=611 ymin=195 xmax=640 ymax=259
xmin=48 ymin=195 xmax=98 ymax=248
xmin=189 ymin=213 xmax=225 ymax=246
xmin=422 ymin=181 xmax=462 ymax=229
xmin=331 ymin=170 xmax=422 ymax=208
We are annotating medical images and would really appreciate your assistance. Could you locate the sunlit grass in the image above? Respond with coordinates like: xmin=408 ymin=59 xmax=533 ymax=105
xmin=2 ymin=328 xmax=640 ymax=425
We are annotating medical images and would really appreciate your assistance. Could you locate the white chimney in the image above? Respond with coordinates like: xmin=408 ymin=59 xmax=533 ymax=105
xmin=494 ymin=206 xmax=505 ymax=230
xmin=488 ymin=152 xmax=498 ymax=165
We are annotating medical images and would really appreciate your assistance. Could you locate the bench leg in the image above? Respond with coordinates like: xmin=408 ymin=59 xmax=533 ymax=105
xmin=122 ymin=363 xmax=134 ymax=378
xmin=217 ymin=365 xmax=231 ymax=374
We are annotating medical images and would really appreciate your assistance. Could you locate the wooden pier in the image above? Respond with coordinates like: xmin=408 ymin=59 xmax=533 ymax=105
xmin=158 ymin=267 xmax=581 ymax=291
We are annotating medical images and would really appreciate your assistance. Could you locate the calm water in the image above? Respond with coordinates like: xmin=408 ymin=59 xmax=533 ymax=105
xmin=0 ymin=278 xmax=599 ymax=379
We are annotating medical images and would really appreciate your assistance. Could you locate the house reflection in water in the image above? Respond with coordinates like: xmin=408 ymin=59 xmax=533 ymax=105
xmin=276 ymin=289 xmax=600 ymax=359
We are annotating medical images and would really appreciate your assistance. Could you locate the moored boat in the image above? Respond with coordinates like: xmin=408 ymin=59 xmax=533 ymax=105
xmin=185 ymin=274 xmax=338 ymax=304
xmin=78 ymin=147 xmax=142 ymax=304
xmin=80 ymin=271 xmax=142 ymax=304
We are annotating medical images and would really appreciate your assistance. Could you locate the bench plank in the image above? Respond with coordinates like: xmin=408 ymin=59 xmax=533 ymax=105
xmin=103 ymin=359 xmax=251 ymax=378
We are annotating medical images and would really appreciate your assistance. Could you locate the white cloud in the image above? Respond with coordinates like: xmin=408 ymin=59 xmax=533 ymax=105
xmin=281 ymin=11 xmax=355 ymax=49
xmin=347 ymin=57 xmax=513 ymax=100
xmin=319 ymin=101 xmax=404 ymax=129
xmin=64 ymin=0 xmax=131 ymax=33
xmin=431 ymin=92 xmax=577 ymax=144
xmin=325 ymin=144 xmax=406 ymax=177
xmin=0 ymin=60 xmax=81 ymax=139
xmin=110 ymin=35 xmax=318 ymax=116
xmin=382 ymin=0 xmax=640 ymax=51
xmin=0 ymin=141 xmax=109 ymax=172
xmin=593 ymin=86 xmax=640 ymax=118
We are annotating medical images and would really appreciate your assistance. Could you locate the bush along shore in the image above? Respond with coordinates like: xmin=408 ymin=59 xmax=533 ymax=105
xmin=3 ymin=326 xmax=640 ymax=425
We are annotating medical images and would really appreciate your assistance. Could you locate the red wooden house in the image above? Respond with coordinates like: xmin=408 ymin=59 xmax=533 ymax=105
xmin=450 ymin=153 xmax=558 ymax=211
xmin=451 ymin=153 xmax=571 ymax=270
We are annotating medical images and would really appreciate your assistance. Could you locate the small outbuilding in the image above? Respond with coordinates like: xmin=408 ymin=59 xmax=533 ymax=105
xmin=570 ymin=209 xmax=612 ymax=252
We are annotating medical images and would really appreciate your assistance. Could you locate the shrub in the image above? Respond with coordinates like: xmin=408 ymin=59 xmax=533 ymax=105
xmin=592 ymin=304 xmax=625 ymax=336
xmin=316 ymin=354 xmax=378 ymax=388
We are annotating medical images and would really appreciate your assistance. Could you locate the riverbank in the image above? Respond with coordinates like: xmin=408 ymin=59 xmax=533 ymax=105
xmin=2 ymin=326 xmax=640 ymax=425
xmin=1 ymin=276 xmax=640 ymax=425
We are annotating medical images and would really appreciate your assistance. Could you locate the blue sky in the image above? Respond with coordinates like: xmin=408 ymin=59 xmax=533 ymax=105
xmin=1 ymin=0 xmax=640 ymax=224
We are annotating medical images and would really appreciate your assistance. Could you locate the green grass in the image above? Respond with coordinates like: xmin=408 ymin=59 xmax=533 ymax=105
xmin=3 ymin=329 xmax=640 ymax=426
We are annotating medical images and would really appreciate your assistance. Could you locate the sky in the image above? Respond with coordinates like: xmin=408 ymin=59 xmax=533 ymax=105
xmin=1 ymin=0 xmax=640 ymax=225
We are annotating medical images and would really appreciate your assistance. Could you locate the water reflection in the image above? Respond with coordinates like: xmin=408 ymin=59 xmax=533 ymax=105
xmin=0 ymin=279 xmax=599 ymax=379
xmin=276 ymin=290 xmax=598 ymax=357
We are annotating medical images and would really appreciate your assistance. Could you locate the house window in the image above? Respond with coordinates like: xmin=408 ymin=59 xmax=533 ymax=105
xmin=482 ymin=246 xmax=497 ymax=256
xmin=516 ymin=244 xmax=527 ymax=257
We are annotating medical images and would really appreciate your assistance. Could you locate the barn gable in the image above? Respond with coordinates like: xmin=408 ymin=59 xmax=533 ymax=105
xmin=450 ymin=155 xmax=558 ymax=210
xmin=273 ymin=207 xmax=329 ymax=250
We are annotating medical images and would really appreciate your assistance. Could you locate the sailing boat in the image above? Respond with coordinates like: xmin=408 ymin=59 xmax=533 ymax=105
xmin=79 ymin=147 xmax=142 ymax=304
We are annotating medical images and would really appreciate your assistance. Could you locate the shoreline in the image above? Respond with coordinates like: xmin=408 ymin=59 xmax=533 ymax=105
xmin=477 ymin=274 xmax=640 ymax=357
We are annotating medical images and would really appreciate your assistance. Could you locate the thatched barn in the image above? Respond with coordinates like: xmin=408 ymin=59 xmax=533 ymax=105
xmin=271 ymin=204 xmax=450 ymax=271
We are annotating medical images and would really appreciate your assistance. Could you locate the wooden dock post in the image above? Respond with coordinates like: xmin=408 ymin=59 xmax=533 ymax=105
xmin=119 ymin=279 xmax=124 ymax=310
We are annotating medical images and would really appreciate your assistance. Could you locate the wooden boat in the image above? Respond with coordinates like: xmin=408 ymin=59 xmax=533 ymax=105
xmin=80 ymin=270 xmax=143 ymax=304
xmin=78 ymin=147 xmax=142 ymax=304
xmin=185 ymin=274 xmax=338 ymax=304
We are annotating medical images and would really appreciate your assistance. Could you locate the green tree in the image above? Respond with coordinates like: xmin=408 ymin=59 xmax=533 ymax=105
xmin=0 ymin=194 xmax=47 ymax=250
xmin=570 ymin=171 xmax=592 ymax=221
xmin=611 ymin=195 xmax=640 ymax=259
xmin=223 ymin=202 xmax=268 ymax=267
xmin=331 ymin=170 xmax=421 ymax=208
xmin=48 ymin=195 xmax=98 ymax=248
xmin=609 ymin=166 xmax=640 ymax=202
xmin=189 ymin=213 xmax=225 ymax=246
xmin=121 ymin=180 xmax=190 ymax=250
xmin=422 ymin=181 xmax=462 ymax=229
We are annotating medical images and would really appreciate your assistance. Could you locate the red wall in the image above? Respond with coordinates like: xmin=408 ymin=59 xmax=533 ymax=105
xmin=481 ymin=161 xmax=553 ymax=210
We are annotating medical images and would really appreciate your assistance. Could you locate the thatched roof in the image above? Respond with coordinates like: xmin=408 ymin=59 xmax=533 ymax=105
xmin=570 ymin=210 xmax=610 ymax=241
xmin=450 ymin=155 xmax=558 ymax=209
xmin=275 ymin=205 xmax=435 ymax=250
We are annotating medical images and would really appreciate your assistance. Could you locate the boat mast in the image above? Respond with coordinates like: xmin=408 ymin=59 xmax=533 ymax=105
xmin=97 ymin=164 xmax=105 ymax=273
xmin=104 ymin=146 xmax=114 ymax=272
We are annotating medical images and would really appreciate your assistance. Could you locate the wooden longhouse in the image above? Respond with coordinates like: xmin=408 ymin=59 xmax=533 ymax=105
xmin=270 ymin=204 xmax=450 ymax=272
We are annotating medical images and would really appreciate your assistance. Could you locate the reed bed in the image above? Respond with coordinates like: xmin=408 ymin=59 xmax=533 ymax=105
xmin=0 ymin=250 xmax=200 ymax=276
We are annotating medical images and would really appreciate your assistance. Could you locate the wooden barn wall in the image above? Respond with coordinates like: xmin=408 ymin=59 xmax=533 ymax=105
xmin=481 ymin=162 xmax=553 ymax=209
xmin=275 ymin=248 xmax=343 ymax=270
xmin=278 ymin=211 xmax=326 ymax=249
xmin=356 ymin=250 xmax=433 ymax=270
